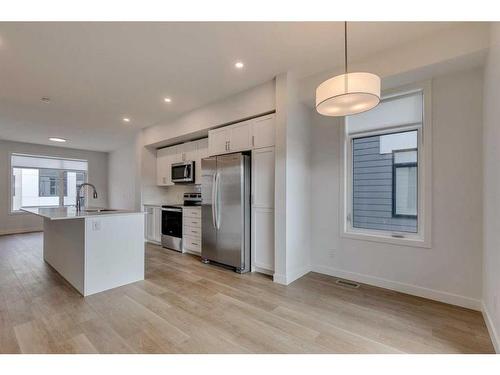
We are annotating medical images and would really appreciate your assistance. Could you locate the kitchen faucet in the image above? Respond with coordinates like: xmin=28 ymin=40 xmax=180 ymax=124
xmin=76 ymin=183 xmax=98 ymax=212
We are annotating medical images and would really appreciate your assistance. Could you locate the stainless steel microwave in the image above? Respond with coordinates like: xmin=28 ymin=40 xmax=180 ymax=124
xmin=171 ymin=161 xmax=195 ymax=183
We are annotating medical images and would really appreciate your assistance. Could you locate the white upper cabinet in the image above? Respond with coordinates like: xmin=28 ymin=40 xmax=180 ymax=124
xmin=156 ymin=147 xmax=173 ymax=186
xmin=183 ymin=141 xmax=198 ymax=163
xmin=156 ymin=138 xmax=209 ymax=186
xmin=208 ymin=127 xmax=230 ymax=156
xmin=251 ymin=114 xmax=275 ymax=149
xmin=208 ymin=114 xmax=275 ymax=156
xmin=228 ymin=121 xmax=252 ymax=152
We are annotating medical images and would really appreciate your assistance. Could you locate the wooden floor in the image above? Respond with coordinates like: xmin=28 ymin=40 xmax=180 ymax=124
xmin=0 ymin=232 xmax=494 ymax=354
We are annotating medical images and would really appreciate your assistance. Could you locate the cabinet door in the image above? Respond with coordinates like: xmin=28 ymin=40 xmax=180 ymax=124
xmin=183 ymin=141 xmax=198 ymax=162
xmin=228 ymin=121 xmax=252 ymax=152
xmin=145 ymin=206 xmax=154 ymax=241
xmin=170 ymin=144 xmax=184 ymax=164
xmin=156 ymin=148 xmax=170 ymax=186
xmin=153 ymin=207 xmax=162 ymax=243
xmin=208 ymin=128 xmax=229 ymax=156
xmin=195 ymin=138 xmax=209 ymax=184
xmin=252 ymin=208 xmax=275 ymax=273
xmin=252 ymin=147 xmax=275 ymax=208
xmin=251 ymin=114 xmax=275 ymax=149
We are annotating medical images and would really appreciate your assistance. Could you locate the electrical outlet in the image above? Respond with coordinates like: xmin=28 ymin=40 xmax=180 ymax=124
xmin=92 ymin=220 xmax=101 ymax=231
xmin=329 ymin=249 xmax=336 ymax=259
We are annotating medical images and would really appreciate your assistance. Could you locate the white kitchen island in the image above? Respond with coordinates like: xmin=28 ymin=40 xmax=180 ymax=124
xmin=22 ymin=207 xmax=145 ymax=297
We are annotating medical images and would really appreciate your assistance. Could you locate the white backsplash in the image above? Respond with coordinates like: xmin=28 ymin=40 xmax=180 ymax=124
xmin=142 ymin=184 xmax=199 ymax=205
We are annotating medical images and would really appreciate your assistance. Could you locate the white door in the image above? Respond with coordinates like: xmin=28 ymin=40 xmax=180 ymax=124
xmin=251 ymin=146 xmax=275 ymax=273
xmin=228 ymin=121 xmax=252 ymax=152
xmin=251 ymin=114 xmax=275 ymax=149
xmin=208 ymin=128 xmax=229 ymax=156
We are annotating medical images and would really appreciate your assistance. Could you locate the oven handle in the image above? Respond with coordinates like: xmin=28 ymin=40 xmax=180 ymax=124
xmin=161 ymin=208 xmax=182 ymax=212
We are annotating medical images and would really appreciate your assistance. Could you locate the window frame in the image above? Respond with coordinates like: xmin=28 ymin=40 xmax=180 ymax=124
xmin=340 ymin=81 xmax=432 ymax=248
xmin=392 ymin=148 xmax=418 ymax=219
xmin=9 ymin=153 xmax=88 ymax=214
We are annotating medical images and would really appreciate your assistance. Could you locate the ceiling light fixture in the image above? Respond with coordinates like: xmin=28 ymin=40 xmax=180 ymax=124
xmin=234 ymin=61 xmax=244 ymax=69
xmin=49 ymin=137 xmax=66 ymax=143
xmin=164 ymin=97 xmax=172 ymax=103
xmin=316 ymin=22 xmax=380 ymax=117
xmin=123 ymin=117 xmax=131 ymax=123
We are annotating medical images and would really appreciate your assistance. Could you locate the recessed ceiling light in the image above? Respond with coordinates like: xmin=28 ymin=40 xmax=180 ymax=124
xmin=123 ymin=117 xmax=131 ymax=123
xmin=164 ymin=97 xmax=172 ymax=103
xmin=41 ymin=97 xmax=51 ymax=103
xmin=49 ymin=137 xmax=66 ymax=143
xmin=234 ymin=61 xmax=244 ymax=69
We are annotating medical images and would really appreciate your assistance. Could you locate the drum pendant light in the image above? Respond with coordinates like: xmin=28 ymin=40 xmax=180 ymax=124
xmin=316 ymin=22 xmax=381 ymax=117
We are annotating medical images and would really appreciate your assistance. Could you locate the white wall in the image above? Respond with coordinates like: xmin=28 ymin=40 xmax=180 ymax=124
xmin=482 ymin=23 xmax=500 ymax=353
xmin=274 ymin=72 xmax=312 ymax=284
xmin=0 ymin=139 xmax=108 ymax=235
xmin=108 ymin=133 xmax=143 ymax=210
xmin=310 ymin=67 xmax=484 ymax=310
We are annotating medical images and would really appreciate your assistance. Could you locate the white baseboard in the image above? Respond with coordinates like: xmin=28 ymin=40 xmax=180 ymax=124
xmin=273 ymin=264 xmax=311 ymax=285
xmin=0 ymin=227 xmax=43 ymax=236
xmin=482 ymin=302 xmax=499 ymax=353
xmin=312 ymin=264 xmax=482 ymax=311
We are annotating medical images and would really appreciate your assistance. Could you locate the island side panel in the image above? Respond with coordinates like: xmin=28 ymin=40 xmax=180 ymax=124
xmin=84 ymin=214 xmax=145 ymax=296
xmin=43 ymin=217 xmax=85 ymax=295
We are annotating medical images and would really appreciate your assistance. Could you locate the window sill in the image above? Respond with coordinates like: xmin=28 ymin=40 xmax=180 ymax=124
xmin=342 ymin=230 xmax=431 ymax=249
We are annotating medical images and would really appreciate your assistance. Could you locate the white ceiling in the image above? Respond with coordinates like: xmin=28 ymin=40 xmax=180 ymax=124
xmin=0 ymin=22 xmax=459 ymax=151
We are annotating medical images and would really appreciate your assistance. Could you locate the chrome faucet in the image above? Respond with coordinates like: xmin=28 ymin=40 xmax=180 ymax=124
xmin=76 ymin=183 xmax=98 ymax=212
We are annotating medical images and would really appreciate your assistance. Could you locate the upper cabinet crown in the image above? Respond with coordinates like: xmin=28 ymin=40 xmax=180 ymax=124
xmin=208 ymin=113 xmax=275 ymax=156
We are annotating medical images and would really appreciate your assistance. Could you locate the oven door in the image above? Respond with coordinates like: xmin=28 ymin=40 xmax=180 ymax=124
xmin=161 ymin=207 xmax=183 ymax=251
xmin=171 ymin=162 xmax=195 ymax=183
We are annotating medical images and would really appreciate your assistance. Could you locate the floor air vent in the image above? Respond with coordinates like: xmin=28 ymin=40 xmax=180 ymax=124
xmin=335 ymin=279 xmax=360 ymax=289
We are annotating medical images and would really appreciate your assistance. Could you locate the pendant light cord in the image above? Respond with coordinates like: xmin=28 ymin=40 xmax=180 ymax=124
xmin=344 ymin=21 xmax=348 ymax=74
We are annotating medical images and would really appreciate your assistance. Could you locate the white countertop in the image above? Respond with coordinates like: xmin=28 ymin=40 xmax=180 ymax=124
xmin=21 ymin=206 xmax=145 ymax=220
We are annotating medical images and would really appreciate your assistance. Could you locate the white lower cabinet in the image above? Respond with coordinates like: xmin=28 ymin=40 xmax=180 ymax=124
xmin=252 ymin=208 xmax=275 ymax=274
xmin=183 ymin=207 xmax=202 ymax=254
xmin=251 ymin=146 xmax=275 ymax=274
xmin=145 ymin=205 xmax=162 ymax=244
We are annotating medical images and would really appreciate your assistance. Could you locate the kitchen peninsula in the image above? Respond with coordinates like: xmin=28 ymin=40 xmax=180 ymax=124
xmin=22 ymin=207 xmax=145 ymax=296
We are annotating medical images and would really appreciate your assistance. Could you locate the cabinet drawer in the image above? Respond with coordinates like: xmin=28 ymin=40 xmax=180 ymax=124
xmin=183 ymin=225 xmax=201 ymax=237
xmin=183 ymin=235 xmax=201 ymax=253
xmin=183 ymin=208 xmax=201 ymax=219
xmin=183 ymin=216 xmax=201 ymax=227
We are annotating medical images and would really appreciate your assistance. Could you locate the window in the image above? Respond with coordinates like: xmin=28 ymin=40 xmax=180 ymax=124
xmin=11 ymin=154 xmax=88 ymax=212
xmin=343 ymin=87 xmax=431 ymax=246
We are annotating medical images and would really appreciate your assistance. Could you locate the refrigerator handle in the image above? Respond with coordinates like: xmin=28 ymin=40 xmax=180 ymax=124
xmin=215 ymin=172 xmax=221 ymax=230
xmin=211 ymin=172 xmax=217 ymax=229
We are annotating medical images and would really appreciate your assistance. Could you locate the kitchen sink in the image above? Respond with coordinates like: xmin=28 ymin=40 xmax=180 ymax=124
xmin=84 ymin=208 xmax=119 ymax=213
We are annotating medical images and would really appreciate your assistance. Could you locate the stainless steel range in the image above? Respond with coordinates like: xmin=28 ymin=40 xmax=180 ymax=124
xmin=161 ymin=192 xmax=201 ymax=252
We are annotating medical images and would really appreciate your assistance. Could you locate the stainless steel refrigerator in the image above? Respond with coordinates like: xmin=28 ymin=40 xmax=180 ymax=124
xmin=201 ymin=153 xmax=250 ymax=273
